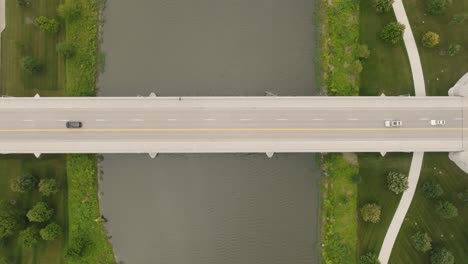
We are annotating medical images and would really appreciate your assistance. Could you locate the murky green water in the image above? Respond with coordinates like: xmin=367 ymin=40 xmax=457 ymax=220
xmin=99 ymin=0 xmax=319 ymax=263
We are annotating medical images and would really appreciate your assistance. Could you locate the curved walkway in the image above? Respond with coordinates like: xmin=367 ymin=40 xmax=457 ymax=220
xmin=378 ymin=0 xmax=426 ymax=263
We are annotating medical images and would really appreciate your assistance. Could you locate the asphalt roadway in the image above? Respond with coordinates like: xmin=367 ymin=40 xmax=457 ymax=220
xmin=0 ymin=96 xmax=464 ymax=153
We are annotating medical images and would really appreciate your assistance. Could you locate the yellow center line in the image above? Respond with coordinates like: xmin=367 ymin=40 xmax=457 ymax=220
xmin=0 ymin=127 xmax=462 ymax=132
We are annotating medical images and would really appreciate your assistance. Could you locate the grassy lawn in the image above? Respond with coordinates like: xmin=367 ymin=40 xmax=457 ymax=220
xmin=0 ymin=0 xmax=65 ymax=96
xmin=390 ymin=153 xmax=468 ymax=263
xmin=359 ymin=0 xmax=414 ymax=96
xmin=357 ymin=153 xmax=412 ymax=255
xmin=321 ymin=154 xmax=359 ymax=264
xmin=0 ymin=155 xmax=67 ymax=264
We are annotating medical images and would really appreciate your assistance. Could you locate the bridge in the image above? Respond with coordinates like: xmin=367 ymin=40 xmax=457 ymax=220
xmin=1 ymin=73 xmax=468 ymax=171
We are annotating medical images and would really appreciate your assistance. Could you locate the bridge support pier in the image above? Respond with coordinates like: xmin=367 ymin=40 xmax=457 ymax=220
xmin=449 ymin=72 xmax=468 ymax=174
xmin=266 ymin=152 xmax=274 ymax=158
xmin=149 ymin=152 xmax=158 ymax=159
xmin=34 ymin=153 xmax=41 ymax=158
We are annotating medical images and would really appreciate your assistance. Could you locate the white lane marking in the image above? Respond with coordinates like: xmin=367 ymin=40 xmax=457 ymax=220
xmin=96 ymin=119 xmax=106 ymax=122
xmin=312 ymin=118 xmax=323 ymax=121
xmin=347 ymin=118 xmax=359 ymax=121
xmin=453 ymin=117 xmax=463 ymax=120
xmin=240 ymin=118 xmax=252 ymax=121
xmin=57 ymin=119 xmax=68 ymax=122
xmin=131 ymin=118 xmax=144 ymax=122
xmin=276 ymin=118 xmax=288 ymax=121
xmin=23 ymin=120 xmax=33 ymax=122
xmin=419 ymin=118 xmax=429 ymax=120
xmin=204 ymin=118 xmax=215 ymax=121
xmin=167 ymin=119 xmax=177 ymax=121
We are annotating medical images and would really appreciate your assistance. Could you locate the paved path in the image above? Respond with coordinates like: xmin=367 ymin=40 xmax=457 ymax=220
xmin=0 ymin=0 xmax=4 ymax=33
xmin=378 ymin=2 xmax=427 ymax=263
xmin=378 ymin=152 xmax=424 ymax=263
xmin=0 ymin=96 xmax=463 ymax=154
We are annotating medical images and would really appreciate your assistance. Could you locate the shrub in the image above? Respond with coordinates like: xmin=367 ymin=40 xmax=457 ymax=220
xmin=20 ymin=56 xmax=42 ymax=74
xmin=380 ymin=22 xmax=405 ymax=45
xmin=66 ymin=233 xmax=89 ymax=259
xmin=422 ymin=31 xmax=440 ymax=48
xmin=18 ymin=227 xmax=40 ymax=248
xmin=387 ymin=171 xmax=409 ymax=194
xmin=360 ymin=203 xmax=381 ymax=223
xmin=34 ymin=16 xmax=60 ymax=33
xmin=56 ymin=42 xmax=77 ymax=58
xmin=447 ymin=44 xmax=461 ymax=56
xmin=422 ymin=181 xmax=444 ymax=198
xmin=57 ymin=0 xmax=82 ymax=21
xmin=450 ymin=13 xmax=468 ymax=24
xmin=359 ymin=252 xmax=380 ymax=264
xmin=426 ymin=0 xmax=452 ymax=15
xmin=10 ymin=173 xmax=37 ymax=193
xmin=411 ymin=232 xmax=432 ymax=252
xmin=435 ymin=201 xmax=458 ymax=219
xmin=26 ymin=202 xmax=54 ymax=222
xmin=374 ymin=0 xmax=394 ymax=13
xmin=0 ymin=257 xmax=11 ymax=264
xmin=430 ymin=248 xmax=455 ymax=264
xmin=357 ymin=44 xmax=370 ymax=59
xmin=38 ymin=178 xmax=59 ymax=196
xmin=349 ymin=60 xmax=363 ymax=74
xmin=0 ymin=201 xmax=21 ymax=238
xmin=40 ymin=222 xmax=62 ymax=241
xmin=16 ymin=0 xmax=31 ymax=7
xmin=457 ymin=188 xmax=468 ymax=205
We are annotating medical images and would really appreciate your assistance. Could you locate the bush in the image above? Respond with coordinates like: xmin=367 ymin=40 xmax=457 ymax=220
xmin=10 ymin=173 xmax=37 ymax=193
xmin=349 ymin=60 xmax=363 ymax=74
xmin=374 ymin=0 xmax=394 ymax=13
xmin=34 ymin=16 xmax=60 ymax=33
xmin=450 ymin=13 xmax=468 ymax=24
xmin=359 ymin=252 xmax=380 ymax=264
xmin=16 ymin=0 xmax=31 ymax=7
xmin=411 ymin=231 xmax=432 ymax=252
xmin=38 ymin=178 xmax=59 ymax=196
xmin=430 ymin=248 xmax=455 ymax=264
xmin=457 ymin=188 xmax=468 ymax=205
xmin=435 ymin=201 xmax=458 ymax=219
xmin=57 ymin=0 xmax=82 ymax=21
xmin=447 ymin=44 xmax=461 ymax=56
xmin=380 ymin=22 xmax=405 ymax=45
xmin=20 ymin=56 xmax=42 ymax=74
xmin=357 ymin=44 xmax=370 ymax=59
xmin=422 ymin=31 xmax=440 ymax=48
xmin=426 ymin=0 xmax=452 ymax=15
xmin=0 ymin=201 xmax=21 ymax=239
xmin=26 ymin=202 xmax=54 ymax=223
xmin=0 ymin=257 xmax=11 ymax=264
xmin=40 ymin=222 xmax=62 ymax=241
xmin=360 ymin=203 xmax=381 ymax=223
xmin=387 ymin=171 xmax=409 ymax=194
xmin=422 ymin=181 xmax=444 ymax=198
xmin=18 ymin=227 xmax=40 ymax=248
xmin=56 ymin=42 xmax=77 ymax=58
xmin=66 ymin=233 xmax=89 ymax=259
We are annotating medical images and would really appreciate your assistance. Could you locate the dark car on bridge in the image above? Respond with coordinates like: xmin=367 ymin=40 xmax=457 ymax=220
xmin=66 ymin=121 xmax=83 ymax=128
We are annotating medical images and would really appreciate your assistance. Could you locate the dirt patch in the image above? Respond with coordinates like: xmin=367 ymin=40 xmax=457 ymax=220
xmin=342 ymin=152 xmax=359 ymax=166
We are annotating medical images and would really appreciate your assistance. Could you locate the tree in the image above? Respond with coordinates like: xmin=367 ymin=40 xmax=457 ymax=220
xmin=349 ymin=60 xmax=363 ymax=74
xmin=40 ymin=222 xmax=62 ymax=241
xmin=435 ymin=201 xmax=458 ymax=219
xmin=361 ymin=203 xmax=381 ymax=223
xmin=357 ymin=44 xmax=370 ymax=59
xmin=66 ymin=233 xmax=89 ymax=259
xmin=447 ymin=44 xmax=461 ymax=57
xmin=18 ymin=227 xmax=40 ymax=248
xmin=374 ymin=0 xmax=394 ymax=13
xmin=20 ymin=56 xmax=42 ymax=74
xmin=426 ymin=0 xmax=452 ymax=15
xmin=422 ymin=181 xmax=444 ymax=198
xmin=34 ymin=16 xmax=60 ymax=33
xmin=359 ymin=252 xmax=380 ymax=264
xmin=422 ymin=31 xmax=440 ymax=48
xmin=380 ymin=22 xmax=405 ymax=44
xmin=16 ymin=0 xmax=31 ymax=7
xmin=38 ymin=178 xmax=59 ymax=196
xmin=0 ymin=257 xmax=11 ymax=264
xmin=387 ymin=171 xmax=409 ymax=194
xmin=0 ymin=201 xmax=20 ymax=238
xmin=56 ymin=42 xmax=77 ymax=58
xmin=10 ymin=173 xmax=37 ymax=193
xmin=411 ymin=231 xmax=432 ymax=252
xmin=57 ymin=0 xmax=82 ymax=21
xmin=430 ymin=248 xmax=455 ymax=264
xmin=26 ymin=202 xmax=54 ymax=223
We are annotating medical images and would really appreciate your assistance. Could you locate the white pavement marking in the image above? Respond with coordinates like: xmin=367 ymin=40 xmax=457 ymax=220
xmin=131 ymin=118 xmax=144 ymax=122
xmin=23 ymin=120 xmax=33 ymax=122
xmin=453 ymin=117 xmax=463 ymax=120
xmin=57 ymin=119 xmax=68 ymax=122
xmin=203 ymin=118 xmax=215 ymax=121
xmin=379 ymin=152 xmax=424 ymax=264
xmin=167 ymin=119 xmax=177 ymax=121
xmin=240 ymin=118 xmax=252 ymax=121
xmin=96 ymin=119 xmax=106 ymax=122
xmin=347 ymin=118 xmax=359 ymax=121
xmin=419 ymin=118 xmax=429 ymax=120
xmin=312 ymin=118 xmax=323 ymax=121
xmin=276 ymin=118 xmax=288 ymax=121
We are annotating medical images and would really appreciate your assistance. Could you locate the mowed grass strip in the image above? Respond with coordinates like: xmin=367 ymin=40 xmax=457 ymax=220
xmin=0 ymin=0 xmax=65 ymax=96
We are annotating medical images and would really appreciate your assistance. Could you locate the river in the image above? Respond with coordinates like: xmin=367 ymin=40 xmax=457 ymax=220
xmin=99 ymin=0 xmax=319 ymax=263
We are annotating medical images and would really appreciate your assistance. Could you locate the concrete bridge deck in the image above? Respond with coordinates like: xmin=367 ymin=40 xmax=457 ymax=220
xmin=0 ymin=96 xmax=464 ymax=154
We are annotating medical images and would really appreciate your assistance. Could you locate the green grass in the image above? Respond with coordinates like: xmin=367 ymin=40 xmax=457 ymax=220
xmin=66 ymin=154 xmax=114 ymax=264
xmin=357 ymin=153 xmax=412 ymax=255
xmin=390 ymin=153 xmax=468 ymax=263
xmin=0 ymin=155 xmax=67 ymax=264
xmin=321 ymin=154 xmax=359 ymax=264
xmin=0 ymin=0 xmax=65 ymax=96
xmin=359 ymin=0 xmax=414 ymax=96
